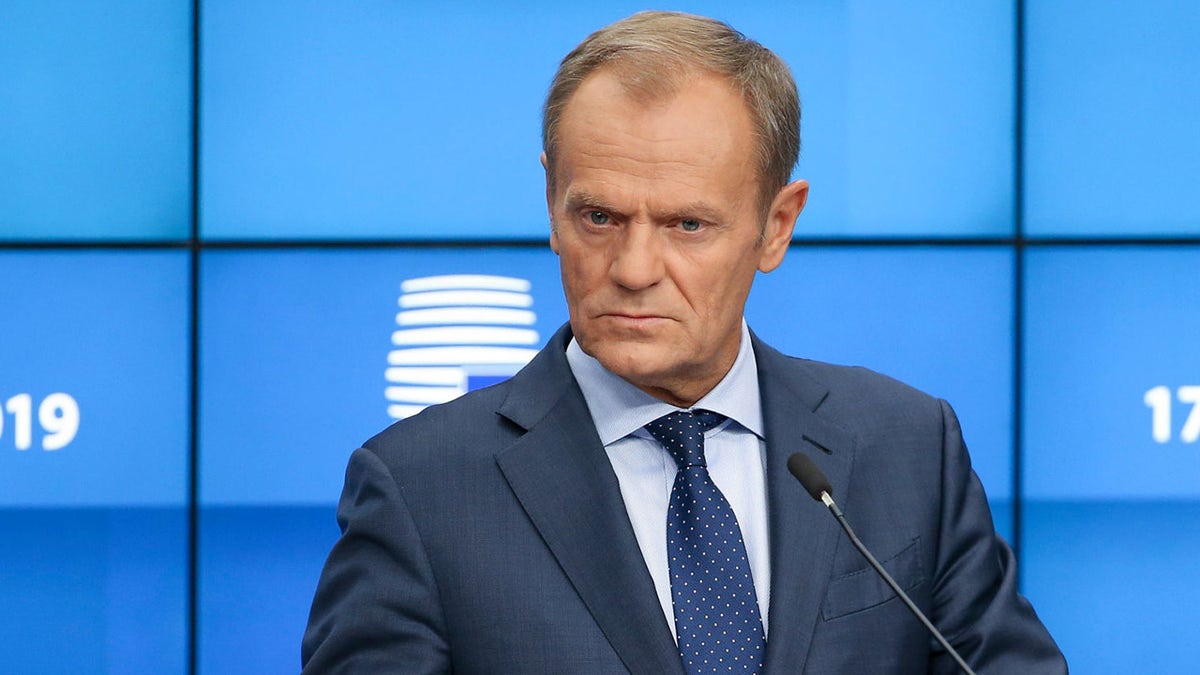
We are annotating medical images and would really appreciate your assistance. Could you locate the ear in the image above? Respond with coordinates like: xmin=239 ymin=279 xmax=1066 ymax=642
xmin=757 ymin=179 xmax=808 ymax=273
xmin=542 ymin=152 xmax=560 ymax=254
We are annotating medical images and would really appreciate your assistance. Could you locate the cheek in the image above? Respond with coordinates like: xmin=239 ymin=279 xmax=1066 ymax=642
xmin=560 ymin=243 xmax=605 ymax=286
xmin=691 ymin=269 xmax=754 ymax=323
xmin=558 ymin=253 xmax=597 ymax=310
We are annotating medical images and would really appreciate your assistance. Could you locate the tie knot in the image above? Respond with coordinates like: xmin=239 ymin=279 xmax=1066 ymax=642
xmin=644 ymin=410 xmax=727 ymax=470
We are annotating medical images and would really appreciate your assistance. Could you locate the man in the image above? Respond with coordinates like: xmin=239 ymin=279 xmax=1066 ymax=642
xmin=303 ymin=11 xmax=1065 ymax=673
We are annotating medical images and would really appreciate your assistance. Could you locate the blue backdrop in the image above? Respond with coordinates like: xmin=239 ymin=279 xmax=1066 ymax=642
xmin=2 ymin=1 xmax=1198 ymax=673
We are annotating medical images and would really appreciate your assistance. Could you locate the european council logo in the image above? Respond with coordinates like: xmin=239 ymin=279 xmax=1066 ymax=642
xmin=385 ymin=274 xmax=541 ymax=420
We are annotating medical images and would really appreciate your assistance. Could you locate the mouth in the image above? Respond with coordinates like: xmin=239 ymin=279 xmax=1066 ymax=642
xmin=608 ymin=312 xmax=661 ymax=319
xmin=600 ymin=312 xmax=670 ymax=329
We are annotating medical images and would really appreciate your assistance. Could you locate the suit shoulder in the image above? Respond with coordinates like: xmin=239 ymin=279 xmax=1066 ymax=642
xmin=792 ymin=355 xmax=939 ymax=402
xmin=752 ymin=334 xmax=941 ymax=410
xmin=361 ymin=380 xmax=520 ymax=473
xmin=778 ymin=355 xmax=949 ymax=434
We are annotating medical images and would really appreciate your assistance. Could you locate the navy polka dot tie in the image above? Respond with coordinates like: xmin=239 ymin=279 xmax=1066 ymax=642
xmin=645 ymin=410 xmax=766 ymax=674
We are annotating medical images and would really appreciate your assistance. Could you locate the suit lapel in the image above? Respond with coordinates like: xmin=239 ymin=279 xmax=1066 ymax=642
xmin=753 ymin=337 xmax=857 ymax=674
xmin=494 ymin=327 xmax=685 ymax=675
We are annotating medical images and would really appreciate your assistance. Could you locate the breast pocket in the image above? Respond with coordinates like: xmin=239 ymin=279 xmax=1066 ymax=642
xmin=821 ymin=537 xmax=926 ymax=620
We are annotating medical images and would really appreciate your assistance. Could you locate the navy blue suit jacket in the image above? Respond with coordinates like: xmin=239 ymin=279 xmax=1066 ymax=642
xmin=302 ymin=326 xmax=1065 ymax=673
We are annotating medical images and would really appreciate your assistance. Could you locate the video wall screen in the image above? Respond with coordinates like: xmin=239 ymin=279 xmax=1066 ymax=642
xmin=0 ymin=1 xmax=191 ymax=241
xmin=1024 ymin=2 xmax=1200 ymax=237
xmin=8 ymin=1 xmax=1200 ymax=673
xmin=1022 ymin=247 xmax=1200 ymax=673
xmin=0 ymin=251 xmax=190 ymax=673
xmin=199 ymin=0 xmax=1014 ymax=241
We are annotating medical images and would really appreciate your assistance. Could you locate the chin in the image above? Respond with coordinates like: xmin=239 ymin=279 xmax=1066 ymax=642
xmin=592 ymin=345 xmax=673 ymax=387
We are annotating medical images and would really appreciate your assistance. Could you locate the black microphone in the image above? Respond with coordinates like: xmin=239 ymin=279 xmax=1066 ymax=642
xmin=787 ymin=453 xmax=977 ymax=675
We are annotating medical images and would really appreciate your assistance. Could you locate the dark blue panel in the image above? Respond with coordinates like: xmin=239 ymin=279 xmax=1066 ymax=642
xmin=1025 ymin=2 xmax=1200 ymax=236
xmin=200 ymin=1 xmax=1013 ymax=239
xmin=0 ymin=251 xmax=190 ymax=505
xmin=746 ymin=247 xmax=1015 ymax=528
xmin=0 ymin=508 xmax=187 ymax=674
xmin=199 ymin=248 xmax=568 ymax=505
xmin=199 ymin=506 xmax=339 ymax=674
xmin=0 ymin=0 xmax=191 ymax=240
xmin=1023 ymin=501 xmax=1200 ymax=674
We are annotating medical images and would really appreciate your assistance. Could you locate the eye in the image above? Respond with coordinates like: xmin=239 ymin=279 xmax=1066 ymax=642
xmin=679 ymin=218 xmax=702 ymax=232
xmin=588 ymin=211 xmax=609 ymax=225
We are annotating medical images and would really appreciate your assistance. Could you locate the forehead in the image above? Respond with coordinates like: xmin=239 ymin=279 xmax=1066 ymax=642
xmin=554 ymin=68 xmax=758 ymax=200
xmin=560 ymin=64 xmax=750 ymax=138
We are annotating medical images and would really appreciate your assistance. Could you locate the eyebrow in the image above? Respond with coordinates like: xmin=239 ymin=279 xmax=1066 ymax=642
xmin=562 ymin=189 xmax=621 ymax=216
xmin=562 ymin=189 xmax=728 ymax=225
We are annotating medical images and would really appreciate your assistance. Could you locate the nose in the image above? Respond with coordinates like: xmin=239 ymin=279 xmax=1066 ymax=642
xmin=608 ymin=222 xmax=664 ymax=291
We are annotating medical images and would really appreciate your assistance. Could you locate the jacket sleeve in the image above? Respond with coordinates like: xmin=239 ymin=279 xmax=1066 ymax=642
xmin=301 ymin=446 xmax=450 ymax=674
xmin=930 ymin=399 xmax=1068 ymax=674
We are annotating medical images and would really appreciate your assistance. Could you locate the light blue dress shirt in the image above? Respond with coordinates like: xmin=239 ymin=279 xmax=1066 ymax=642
xmin=565 ymin=321 xmax=772 ymax=638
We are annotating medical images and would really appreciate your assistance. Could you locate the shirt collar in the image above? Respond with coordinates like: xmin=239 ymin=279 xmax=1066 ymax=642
xmin=566 ymin=320 xmax=764 ymax=445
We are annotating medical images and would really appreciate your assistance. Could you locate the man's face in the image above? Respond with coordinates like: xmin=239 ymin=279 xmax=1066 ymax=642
xmin=545 ymin=68 xmax=807 ymax=406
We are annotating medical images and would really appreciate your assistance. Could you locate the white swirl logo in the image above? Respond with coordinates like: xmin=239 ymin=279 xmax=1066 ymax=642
xmin=385 ymin=274 xmax=541 ymax=420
